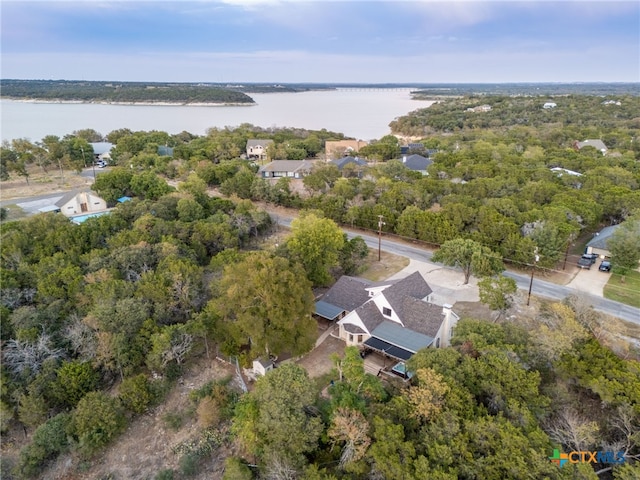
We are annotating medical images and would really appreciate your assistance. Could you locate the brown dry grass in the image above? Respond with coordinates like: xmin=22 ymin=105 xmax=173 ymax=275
xmin=1 ymin=167 xmax=92 ymax=202
xmin=359 ymin=250 xmax=410 ymax=282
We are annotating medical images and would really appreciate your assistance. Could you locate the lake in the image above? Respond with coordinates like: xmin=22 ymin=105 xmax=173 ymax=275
xmin=1 ymin=88 xmax=433 ymax=143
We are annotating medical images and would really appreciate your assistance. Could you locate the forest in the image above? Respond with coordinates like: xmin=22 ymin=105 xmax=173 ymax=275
xmin=1 ymin=92 xmax=639 ymax=479
xmin=0 ymin=80 xmax=255 ymax=104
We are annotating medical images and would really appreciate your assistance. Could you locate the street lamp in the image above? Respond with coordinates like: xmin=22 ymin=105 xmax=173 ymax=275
xmin=527 ymin=249 xmax=540 ymax=306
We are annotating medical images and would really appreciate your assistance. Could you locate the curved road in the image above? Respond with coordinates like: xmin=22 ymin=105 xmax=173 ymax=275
xmin=276 ymin=216 xmax=640 ymax=325
xmin=3 ymin=188 xmax=637 ymax=325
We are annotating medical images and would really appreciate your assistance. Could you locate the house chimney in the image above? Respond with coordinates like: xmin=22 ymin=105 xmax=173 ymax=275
xmin=442 ymin=304 xmax=452 ymax=314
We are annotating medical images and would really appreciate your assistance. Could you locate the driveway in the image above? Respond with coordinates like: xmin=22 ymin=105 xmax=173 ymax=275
xmin=387 ymin=259 xmax=480 ymax=305
xmin=567 ymin=264 xmax=611 ymax=296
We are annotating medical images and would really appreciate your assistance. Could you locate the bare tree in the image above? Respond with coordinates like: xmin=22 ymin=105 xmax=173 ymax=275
xmin=263 ymin=453 xmax=298 ymax=480
xmin=2 ymin=333 xmax=64 ymax=378
xmin=64 ymin=314 xmax=97 ymax=360
xmin=328 ymin=407 xmax=371 ymax=469
xmin=545 ymin=407 xmax=599 ymax=452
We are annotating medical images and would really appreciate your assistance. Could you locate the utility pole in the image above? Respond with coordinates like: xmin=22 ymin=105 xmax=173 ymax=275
xmin=377 ymin=215 xmax=385 ymax=261
xmin=527 ymin=248 xmax=540 ymax=306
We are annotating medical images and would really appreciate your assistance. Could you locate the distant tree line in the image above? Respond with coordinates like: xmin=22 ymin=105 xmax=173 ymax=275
xmin=0 ymin=79 xmax=255 ymax=104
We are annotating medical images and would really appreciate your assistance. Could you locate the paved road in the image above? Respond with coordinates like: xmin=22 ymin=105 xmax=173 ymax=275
xmin=3 ymin=189 xmax=637 ymax=325
xmin=276 ymin=215 xmax=640 ymax=325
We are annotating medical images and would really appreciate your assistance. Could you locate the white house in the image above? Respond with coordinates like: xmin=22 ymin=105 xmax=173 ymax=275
xmin=317 ymin=272 xmax=459 ymax=366
xmin=252 ymin=358 xmax=274 ymax=377
xmin=55 ymin=191 xmax=107 ymax=217
xmin=246 ymin=139 xmax=274 ymax=161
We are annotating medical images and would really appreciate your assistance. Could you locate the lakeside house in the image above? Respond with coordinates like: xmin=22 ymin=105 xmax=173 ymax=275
xmin=330 ymin=156 xmax=368 ymax=171
xmin=401 ymin=154 xmax=433 ymax=175
xmin=325 ymin=140 xmax=369 ymax=160
xmin=258 ymin=160 xmax=314 ymax=179
xmin=246 ymin=139 xmax=274 ymax=161
xmin=316 ymin=272 xmax=459 ymax=377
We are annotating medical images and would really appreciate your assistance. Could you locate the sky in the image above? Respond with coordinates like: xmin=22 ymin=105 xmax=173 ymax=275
xmin=1 ymin=0 xmax=639 ymax=84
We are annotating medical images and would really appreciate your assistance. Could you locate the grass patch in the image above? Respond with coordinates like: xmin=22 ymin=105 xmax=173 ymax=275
xmin=604 ymin=270 xmax=640 ymax=308
xmin=359 ymin=250 xmax=410 ymax=282
xmin=2 ymin=204 xmax=28 ymax=222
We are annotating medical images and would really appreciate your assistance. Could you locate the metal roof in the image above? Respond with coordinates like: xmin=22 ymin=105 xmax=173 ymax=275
xmin=371 ymin=320 xmax=433 ymax=353
xmin=364 ymin=337 xmax=414 ymax=361
xmin=314 ymin=301 xmax=345 ymax=321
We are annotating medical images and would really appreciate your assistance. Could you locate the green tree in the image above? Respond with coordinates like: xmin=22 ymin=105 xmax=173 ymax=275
xmin=607 ymin=217 xmax=640 ymax=274
xmin=431 ymin=238 xmax=504 ymax=284
xmin=477 ymin=275 xmax=518 ymax=320
xmin=286 ymin=211 xmax=345 ymax=286
xmin=16 ymin=413 xmax=71 ymax=478
xmin=52 ymin=360 xmax=99 ymax=408
xmin=71 ymin=391 xmax=127 ymax=456
xmin=119 ymin=373 xmax=153 ymax=414
xmin=222 ymin=457 xmax=253 ymax=480
xmin=212 ymin=252 xmax=316 ymax=359
xmin=92 ymin=167 xmax=134 ymax=205
xmin=147 ymin=323 xmax=194 ymax=371
xmin=130 ymin=171 xmax=173 ymax=200
xmin=232 ymin=363 xmax=322 ymax=466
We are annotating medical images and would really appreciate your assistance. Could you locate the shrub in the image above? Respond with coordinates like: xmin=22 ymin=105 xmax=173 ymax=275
xmin=16 ymin=413 xmax=71 ymax=477
xmin=222 ymin=457 xmax=253 ymax=480
xmin=119 ymin=374 xmax=153 ymax=414
xmin=72 ymin=392 xmax=127 ymax=456
xmin=155 ymin=469 xmax=175 ymax=480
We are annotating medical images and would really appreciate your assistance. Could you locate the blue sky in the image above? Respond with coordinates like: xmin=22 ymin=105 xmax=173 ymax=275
xmin=2 ymin=1 xmax=639 ymax=83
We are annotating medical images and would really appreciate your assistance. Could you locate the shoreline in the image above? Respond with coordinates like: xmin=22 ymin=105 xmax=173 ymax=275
xmin=0 ymin=98 xmax=255 ymax=107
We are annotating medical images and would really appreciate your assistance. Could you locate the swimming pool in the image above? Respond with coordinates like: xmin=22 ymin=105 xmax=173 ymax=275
xmin=70 ymin=211 xmax=111 ymax=224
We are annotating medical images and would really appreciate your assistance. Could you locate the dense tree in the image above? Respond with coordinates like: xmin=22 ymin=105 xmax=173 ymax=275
xmin=286 ymin=211 xmax=345 ymax=286
xmin=71 ymin=391 xmax=127 ymax=456
xmin=607 ymin=216 xmax=640 ymax=274
xmin=92 ymin=167 xmax=134 ymax=204
xmin=211 ymin=251 xmax=316 ymax=359
xmin=232 ymin=363 xmax=322 ymax=467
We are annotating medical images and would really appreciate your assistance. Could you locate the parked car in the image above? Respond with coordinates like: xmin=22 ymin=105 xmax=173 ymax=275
xmin=581 ymin=253 xmax=599 ymax=264
xmin=577 ymin=256 xmax=594 ymax=269
xmin=599 ymin=261 xmax=612 ymax=272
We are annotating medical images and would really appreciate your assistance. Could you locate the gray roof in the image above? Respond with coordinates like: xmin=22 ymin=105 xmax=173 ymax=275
xmin=343 ymin=323 xmax=368 ymax=334
xmin=371 ymin=320 xmax=433 ymax=353
xmin=258 ymin=160 xmax=313 ymax=173
xmin=247 ymin=139 xmax=274 ymax=148
xmin=577 ymin=139 xmax=607 ymax=152
xmin=402 ymin=154 xmax=433 ymax=171
xmin=320 ymin=276 xmax=372 ymax=312
xmin=400 ymin=300 xmax=448 ymax=338
xmin=358 ymin=300 xmax=386 ymax=333
xmin=586 ymin=224 xmax=620 ymax=250
xmin=314 ymin=301 xmax=345 ymax=321
xmin=331 ymin=156 xmax=368 ymax=169
xmin=89 ymin=142 xmax=113 ymax=155
xmin=55 ymin=191 xmax=80 ymax=208
xmin=383 ymin=271 xmax=433 ymax=319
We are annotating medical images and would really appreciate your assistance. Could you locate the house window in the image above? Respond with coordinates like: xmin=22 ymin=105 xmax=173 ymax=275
xmin=436 ymin=338 xmax=440 ymax=348
xmin=357 ymin=335 xmax=363 ymax=343
xmin=383 ymin=307 xmax=392 ymax=317
xmin=348 ymin=334 xmax=354 ymax=343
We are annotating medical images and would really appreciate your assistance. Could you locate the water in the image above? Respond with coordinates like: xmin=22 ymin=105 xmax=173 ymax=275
xmin=1 ymin=89 xmax=432 ymax=143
